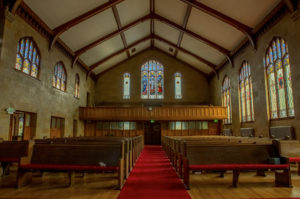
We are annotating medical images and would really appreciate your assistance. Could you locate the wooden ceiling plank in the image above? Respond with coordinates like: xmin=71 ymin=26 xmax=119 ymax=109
xmin=89 ymin=35 xmax=153 ymax=71
xmin=174 ymin=5 xmax=192 ymax=57
xmin=154 ymin=34 xmax=217 ymax=75
xmin=180 ymin=0 xmax=256 ymax=49
xmin=50 ymin=0 xmax=124 ymax=49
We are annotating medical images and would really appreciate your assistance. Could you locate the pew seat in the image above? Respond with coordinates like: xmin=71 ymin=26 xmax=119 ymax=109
xmin=189 ymin=163 xmax=289 ymax=170
xmin=19 ymin=164 xmax=119 ymax=171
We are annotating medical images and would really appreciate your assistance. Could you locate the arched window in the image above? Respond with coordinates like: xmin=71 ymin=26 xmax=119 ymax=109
xmin=222 ymin=76 xmax=232 ymax=124
xmin=15 ymin=37 xmax=40 ymax=78
xmin=53 ymin=62 xmax=67 ymax=91
xmin=74 ymin=74 xmax=80 ymax=98
xmin=175 ymin=73 xmax=182 ymax=99
xmin=141 ymin=60 xmax=164 ymax=99
xmin=239 ymin=61 xmax=254 ymax=122
xmin=123 ymin=73 xmax=130 ymax=99
xmin=264 ymin=37 xmax=294 ymax=119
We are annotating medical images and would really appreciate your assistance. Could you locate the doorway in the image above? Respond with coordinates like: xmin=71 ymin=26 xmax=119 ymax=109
xmin=144 ymin=122 xmax=161 ymax=145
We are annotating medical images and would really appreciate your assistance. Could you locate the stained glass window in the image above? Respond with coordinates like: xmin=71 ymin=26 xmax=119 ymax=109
xmin=141 ymin=60 xmax=164 ymax=99
xmin=175 ymin=73 xmax=182 ymax=99
xmin=222 ymin=76 xmax=232 ymax=124
xmin=15 ymin=37 xmax=40 ymax=78
xmin=239 ymin=61 xmax=254 ymax=122
xmin=53 ymin=62 xmax=67 ymax=91
xmin=264 ymin=37 xmax=294 ymax=119
xmin=74 ymin=74 xmax=80 ymax=98
xmin=123 ymin=73 xmax=130 ymax=99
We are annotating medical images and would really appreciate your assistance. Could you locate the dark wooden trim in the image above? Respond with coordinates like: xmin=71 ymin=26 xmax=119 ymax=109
xmin=50 ymin=0 xmax=124 ymax=49
xmin=89 ymin=35 xmax=153 ymax=71
xmin=174 ymin=5 xmax=192 ymax=57
xmin=155 ymin=35 xmax=217 ymax=74
xmin=284 ymin=0 xmax=297 ymax=12
xmin=72 ymin=14 xmax=151 ymax=67
xmin=153 ymin=13 xmax=230 ymax=56
xmin=180 ymin=0 xmax=255 ymax=49
xmin=150 ymin=0 xmax=155 ymax=47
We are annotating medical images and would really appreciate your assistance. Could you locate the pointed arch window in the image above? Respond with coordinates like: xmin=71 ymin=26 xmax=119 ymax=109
xmin=222 ymin=76 xmax=232 ymax=124
xmin=141 ymin=60 xmax=164 ymax=99
xmin=53 ymin=62 xmax=67 ymax=91
xmin=123 ymin=73 xmax=130 ymax=99
xmin=74 ymin=74 xmax=80 ymax=98
xmin=175 ymin=73 xmax=182 ymax=99
xmin=239 ymin=61 xmax=254 ymax=122
xmin=15 ymin=37 xmax=40 ymax=78
xmin=264 ymin=37 xmax=294 ymax=119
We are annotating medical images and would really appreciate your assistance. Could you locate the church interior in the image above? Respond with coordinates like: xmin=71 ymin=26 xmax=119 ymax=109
xmin=1 ymin=0 xmax=300 ymax=199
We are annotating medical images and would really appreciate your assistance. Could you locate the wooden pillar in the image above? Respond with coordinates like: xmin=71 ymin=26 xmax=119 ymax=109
xmin=0 ymin=2 xmax=5 ymax=59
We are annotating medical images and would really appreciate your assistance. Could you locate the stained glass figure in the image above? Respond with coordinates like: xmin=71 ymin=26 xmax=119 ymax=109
xmin=141 ymin=60 xmax=164 ymax=99
xmin=222 ymin=76 xmax=232 ymax=124
xmin=239 ymin=62 xmax=254 ymax=122
xmin=123 ymin=73 xmax=130 ymax=99
xmin=53 ymin=62 xmax=67 ymax=91
xmin=75 ymin=74 xmax=80 ymax=98
xmin=14 ymin=37 xmax=40 ymax=78
xmin=175 ymin=73 xmax=182 ymax=99
xmin=264 ymin=37 xmax=294 ymax=119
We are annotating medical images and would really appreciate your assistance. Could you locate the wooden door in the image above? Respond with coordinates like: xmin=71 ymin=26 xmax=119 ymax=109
xmin=144 ymin=122 xmax=161 ymax=145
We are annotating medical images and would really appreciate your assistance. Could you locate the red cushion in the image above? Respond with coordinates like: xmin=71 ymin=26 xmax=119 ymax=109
xmin=0 ymin=158 xmax=19 ymax=162
xmin=19 ymin=164 xmax=119 ymax=171
xmin=189 ymin=164 xmax=289 ymax=170
xmin=289 ymin=157 xmax=300 ymax=162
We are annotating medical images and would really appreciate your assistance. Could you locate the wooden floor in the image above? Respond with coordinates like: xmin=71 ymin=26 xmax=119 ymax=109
xmin=0 ymin=165 xmax=299 ymax=199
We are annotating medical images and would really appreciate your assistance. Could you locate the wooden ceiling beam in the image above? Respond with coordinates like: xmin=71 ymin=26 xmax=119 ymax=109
xmin=88 ymin=35 xmax=153 ymax=72
xmin=150 ymin=0 xmax=155 ymax=47
xmin=174 ymin=5 xmax=192 ymax=57
xmin=153 ymin=13 xmax=233 ymax=66
xmin=50 ymin=0 xmax=124 ymax=50
xmin=11 ymin=0 xmax=23 ymax=14
xmin=72 ymin=14 xmax=151 ymax=67
xmin=180 ymin=0 xmax=256 ymax=49
xmin=284 ymin=0 xmax=297 ymax=12
xmin=111 ymin=4 xmax=130 ymax=57
xmin=154 ymin=34 xmax=218 ymax=76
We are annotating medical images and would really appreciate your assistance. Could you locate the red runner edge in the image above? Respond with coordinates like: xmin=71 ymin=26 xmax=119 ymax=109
xmin=118 ymin=145 xmax=191 ymax=199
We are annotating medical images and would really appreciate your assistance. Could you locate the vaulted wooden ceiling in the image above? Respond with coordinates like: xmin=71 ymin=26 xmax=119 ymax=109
xmin=18 ymin=0 xmax=289 ymax=76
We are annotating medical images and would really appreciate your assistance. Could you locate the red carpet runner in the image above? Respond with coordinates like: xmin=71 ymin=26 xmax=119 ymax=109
xmin=118 ymin=145 xmax=191 ymax=199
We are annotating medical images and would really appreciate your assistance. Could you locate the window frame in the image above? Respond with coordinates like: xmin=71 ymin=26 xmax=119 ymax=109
xmin=222 ymin=76 xmax=232 ymax=125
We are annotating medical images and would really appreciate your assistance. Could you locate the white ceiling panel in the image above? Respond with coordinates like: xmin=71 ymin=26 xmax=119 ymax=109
xmin=79 ymin=35 xmax=124 ymax=66
xmin=117 ymin=0 xmax=150 ymax=26
xmin=155 ymin=0 xmax=187 ymax=25
xmin=154 ymin=40 xmax=175 ymax=56
xmin=154 ymin=21 xmax=181 ymax=44
xmin=24 ymin=0 xmax=108 ymax=29
xmin=187 ymin=8 xmax=244 ymax=51
xmin=92 ymin=52 xmax=128 ymax=74
xmin=181 ymin=34 xmax=225 ymax=65
xmin=124 ymin=21 xmax=151 ymax=46
xmin=129 ymin=40 xmax=151 ymax=56
xmin=196 ymin=0 xmax=281 ymax=28
xmin=177 ymin=51 xmax=213 ymax=74
xmin=60 ymin=9 xmax=118 ymax=51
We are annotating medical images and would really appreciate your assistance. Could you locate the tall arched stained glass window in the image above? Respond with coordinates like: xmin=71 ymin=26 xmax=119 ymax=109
xmin=53 ymin=62 xmax=67 ymax=91
xmin=141 ymin=60 xmax=164 ymax=99
xmin=74 ymin=74 xmax=80 ymax=98
xmin=15 ymin=37 xmax=40 ymax=78
xmin=239 ymin=61 xmax=254 ymax=122
xmin=123 ymin=73 xmax=130 ymax=99
xmin=264 ymin=37 xmax=294 ymax=119
xmin=222 ymin=76 xmax=232 ymax=124
xmin=175 ymin=73 xmax=182 ymax=99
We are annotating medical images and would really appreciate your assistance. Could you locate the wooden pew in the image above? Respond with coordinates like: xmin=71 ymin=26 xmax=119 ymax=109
xmin=180 ymin=140 xmax=291 ymax=189
xmin=277 ymin=140 xmax=300 ymax=175
xmin=17 ymin=142 xmax=125 ymax=189
xmin=0 ymin=140 xmax=29 ymax=176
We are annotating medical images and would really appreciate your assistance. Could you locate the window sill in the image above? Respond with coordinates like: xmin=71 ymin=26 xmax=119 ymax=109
xmin=14 ymin=69 xmax=40 ymax=81
xmin=240 ymin=121 xmax=255 ymax=124
xmin=53 ymin=86 xmax=66 ymax=92
xmin=270 ymin=116 xmax=295 ymax=121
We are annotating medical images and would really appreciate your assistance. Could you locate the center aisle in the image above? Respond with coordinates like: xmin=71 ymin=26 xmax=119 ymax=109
xmin=118 ymin=145 xmax=191 ymax=199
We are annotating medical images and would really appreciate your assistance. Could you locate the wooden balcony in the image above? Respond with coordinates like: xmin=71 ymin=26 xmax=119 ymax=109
xmin=79 ymin=106 xmax=227 ymax=121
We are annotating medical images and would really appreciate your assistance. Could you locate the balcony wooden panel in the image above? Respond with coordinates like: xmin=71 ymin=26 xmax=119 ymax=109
xmin=79 ymin=106 xmax=227 ymax=121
